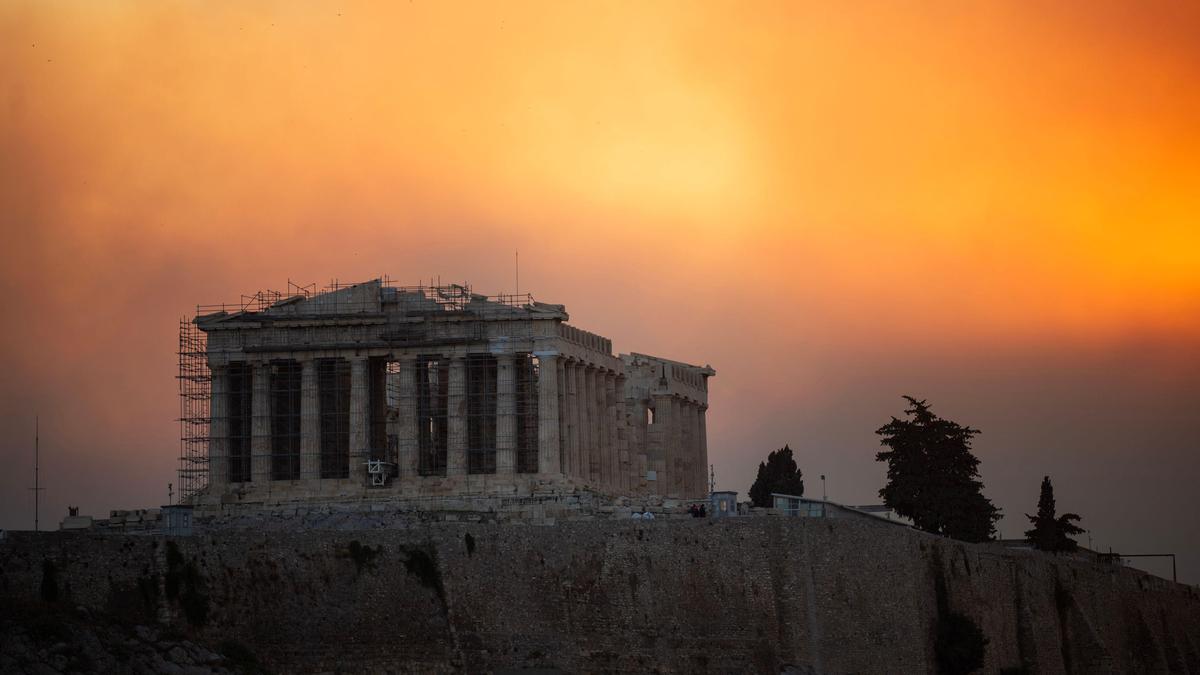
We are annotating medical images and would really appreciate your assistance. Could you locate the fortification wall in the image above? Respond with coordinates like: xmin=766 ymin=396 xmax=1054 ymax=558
xmin=2 ymin=518 xmax=1197 ymax=673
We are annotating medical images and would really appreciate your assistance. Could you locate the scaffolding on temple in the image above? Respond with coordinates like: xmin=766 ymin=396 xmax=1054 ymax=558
xmin=181 ymin=277 xmax=550 ymax=499
xmin=179 ymin=282 xmax=309 ymax=501
xmin=193 ymin=277 xmax=533 ymax=318
xmin=407 ymin=353 xmax=540 ymax=480
xmin=177 ymin=318 xmax=211 ymax=503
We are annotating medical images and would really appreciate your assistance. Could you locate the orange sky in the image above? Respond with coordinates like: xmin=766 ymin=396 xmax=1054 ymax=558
xmin=2 ymin=1 xmax=1198 ymax=580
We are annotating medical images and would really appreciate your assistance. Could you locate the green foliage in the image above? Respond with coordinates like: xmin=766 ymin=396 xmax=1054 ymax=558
xmin=748 ymin=444 xmax=805 ymax=508
xmin=29 ymin=613 xmax=71 ymax=643
xmin=1024 ymin=476 xmax=1084 ymax=552
xmin=40 ymin=559 xmax=59 ymax=603
xmin=403 ymin=548 xmax=444 ymax=601
xmin=876 ymin=396 xmax=1000 ymax=542
xmin=179 ymin=572 xmax=209 ymax=627
xmin=218 ymin=639 xmax=270 ymax=674
xmin=165 ymin=540 xmax=186 ymax=568
xmin=347 ymin=540 xmax=382 ymax=573
xmin=137 ymin=574 xmax=159 ymax=614
xmin=165 ymin=543 xmax=183 ymax=600
xmin=165 ymin=540 xmax=209 ymax=626
xmin=936 ymin=611 xmax=988 ymax=674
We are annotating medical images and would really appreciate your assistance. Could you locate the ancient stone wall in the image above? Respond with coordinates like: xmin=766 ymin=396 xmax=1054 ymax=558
xmin=2 ymin=518 xmax=1197 ymax=673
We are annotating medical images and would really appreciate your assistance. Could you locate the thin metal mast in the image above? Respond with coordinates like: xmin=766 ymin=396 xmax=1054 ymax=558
xmin=30 ymin=416 xmax=44 ymax=532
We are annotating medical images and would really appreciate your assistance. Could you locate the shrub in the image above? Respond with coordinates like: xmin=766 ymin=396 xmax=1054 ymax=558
xmin=40 ymin=560 xmax=59 ymax=603
xmin=936 ymin=611 xmax=987 ymax=674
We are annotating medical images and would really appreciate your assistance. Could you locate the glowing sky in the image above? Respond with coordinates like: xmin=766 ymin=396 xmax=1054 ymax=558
xmin=2 ymin=1 xmax=1198 ymax=581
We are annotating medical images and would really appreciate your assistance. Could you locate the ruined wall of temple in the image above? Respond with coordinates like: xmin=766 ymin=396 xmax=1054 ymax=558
xmin=622 ymin=353 xmax=714 ymax=499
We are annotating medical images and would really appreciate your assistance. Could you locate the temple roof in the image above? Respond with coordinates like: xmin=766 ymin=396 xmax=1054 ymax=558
xmin=196 ymin=279 xmax=568 ymax=327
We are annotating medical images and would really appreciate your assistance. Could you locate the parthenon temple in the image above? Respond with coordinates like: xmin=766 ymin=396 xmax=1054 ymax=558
xmin=184 ymin=280 xmax=714 ymax=505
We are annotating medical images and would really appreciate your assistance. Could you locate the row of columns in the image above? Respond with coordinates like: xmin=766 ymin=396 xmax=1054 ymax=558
xmin=556 ymin=357 xmax=628 ymax=493
xmin=209 ymin=352 xmax=562 ymax=489
xmin=653 ymin=393 xmax=709 ymax=498
xmin=206 ymin=352 xmax=707 ymax=498
xmin=413 ymin=353 xmax=560 ymax=478
xmin=207 ymin=358 xmax=373 ymax=487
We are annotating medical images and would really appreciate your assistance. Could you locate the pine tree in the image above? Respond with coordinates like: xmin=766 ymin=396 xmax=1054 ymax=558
xmin=748 ymin=445 xmax=805 ymax=507
xmin=875 ymin=396 xmax=1001 ymax=542
xmin=1024 ymin=476 xmax=1084 ymax=552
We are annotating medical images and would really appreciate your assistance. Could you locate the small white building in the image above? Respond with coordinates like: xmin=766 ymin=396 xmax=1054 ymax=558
xmin=60 ymin=515 xmax=94 ymax=530
xmin=771 ymin=494 xmax=912 ymax=528
xmin=163 ymin=504 xmax=195 ymax=536
xmin=710 ymin=491 xmax=738 ymax=518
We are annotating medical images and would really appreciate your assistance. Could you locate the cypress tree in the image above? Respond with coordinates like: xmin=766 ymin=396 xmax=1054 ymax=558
xmin=1025 ymin=476 xmax=1084 ymax=552
xmin=748 ymin=445 xmax=805 ymax=507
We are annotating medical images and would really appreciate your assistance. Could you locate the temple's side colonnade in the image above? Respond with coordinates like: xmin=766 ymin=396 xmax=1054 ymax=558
xmin=196 ymin=281 xmax=713 ymax=503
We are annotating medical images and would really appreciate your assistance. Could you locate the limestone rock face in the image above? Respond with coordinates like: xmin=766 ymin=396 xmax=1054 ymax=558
xmin=3 ymin=518 xmax=1198 ymax=674
xmin=0 ymin=612 xmax=238 ymax=674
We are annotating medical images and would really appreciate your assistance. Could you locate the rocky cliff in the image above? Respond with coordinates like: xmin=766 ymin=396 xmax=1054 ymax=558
xmin=2 ymin=517 xmax=1197 ymax=673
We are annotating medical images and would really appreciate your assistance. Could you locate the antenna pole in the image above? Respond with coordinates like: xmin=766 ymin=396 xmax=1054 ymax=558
xmin=35 ymin=416 xmax=39 ymax=531
xmin=30 ymin=416 xmax=45 ymax=532
xmin=515 ymin=250 xmax=519 ymax=296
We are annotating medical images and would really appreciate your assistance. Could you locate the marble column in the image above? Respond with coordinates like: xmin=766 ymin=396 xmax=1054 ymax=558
xmin=653 ymin=393 xmax=674 ymax=495
xmin=698 ymin=404 xmax=709 ymax=495
xmin=671 ymin=396 xmax=683 ymax=496
xmin=556 ymin=357 xmax=568 ymax=478
xmin=208 ymin=364 xmax=229 ymax=490
xmin=348 ymin=356 xmax=369 ymax=484
xmin=693 ymin=403 xmax=703 ymax=495
xmin=535 ymin=352 xmax=561 ymax=474
xmin=583 ymin=366 xmax=597 ymax=484
xmin=682 ymin=402 xmax=696 ymax=497
xmin=446 ymin=355 xmax=467 ymax=477
xmin=682 ymin=400 xmax=693 ymax=496
xmin=569 ymin=362 xmax=584 ymax=480
xmin=594 ymin=369 xmax=607 ymax=488
xmin=597 ymin=369 xmax=608 ymax=485
xmin=615 ymin=377 xmax=632 ymax=493
xmin=590 ymin=367 xmax=601 ymax=488
xmin=299 ymin=359 xmax=320 ymax=480
xmin=397 ymin=355 xmax=419 ymax=479
xmin=595 ymin=370 xmax=607 ymax=490
xmin=496 ymin=353 xmax=516 ymax=474
xmin=251 ymin=362 xmax=271 ymax=484
xmin=603 ymin=371 xmax=617 ymax=492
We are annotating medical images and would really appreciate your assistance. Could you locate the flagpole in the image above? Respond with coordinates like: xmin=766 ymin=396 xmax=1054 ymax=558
xmin=32 ymin=416 xmax=43 ymax=532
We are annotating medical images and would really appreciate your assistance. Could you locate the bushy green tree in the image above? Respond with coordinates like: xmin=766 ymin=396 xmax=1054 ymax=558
xmin=876 ymin=396 xmax=1000 ymax=542
xmin=1025 ymin=476 xmax=1084 ymax=552
xmin=936 ymin=611 xmax=988 ymax=675
xmin=748 ymin=445 xmax=804 ymax=507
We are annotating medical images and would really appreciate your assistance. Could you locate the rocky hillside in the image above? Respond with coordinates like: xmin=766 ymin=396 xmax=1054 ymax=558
xmin=1 ymin=517 xmax=1197 ymax=673
xmin=0 ymin=604 xmax=260 ymax=674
